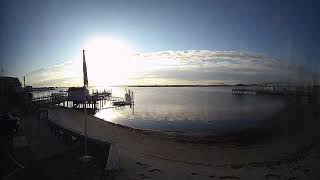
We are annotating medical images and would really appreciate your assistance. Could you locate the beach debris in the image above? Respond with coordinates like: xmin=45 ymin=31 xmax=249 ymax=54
xmin=287 ymin=177 xmax=297 ymax=180
xmin=230 ymin=163 xmax=244 ymax=170
xmin=265 ymin=164 xmax=276 ymax=170
xmin=105 ymin=143 xmax=119 ymax=171
xmin=303 ymin=168 xmax=311 ymax=173
xmin=292 ymin=165 xmax=312 ymax=175
xmin=148 ymin=168 xmax=161 ymax=173
xmin=219 ymin=175 xmax=240 ymax=179
xmin=136 ymin=161 xmax=150 ymax=168
xmin=265 ymin=173 xmax=281 ymax=180
xmin=136 ymin=173 xmax=151 ymax=179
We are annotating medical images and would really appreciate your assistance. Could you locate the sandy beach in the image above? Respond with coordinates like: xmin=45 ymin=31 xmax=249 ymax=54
xmin=48 ymin=106 xmax=320 ymax=179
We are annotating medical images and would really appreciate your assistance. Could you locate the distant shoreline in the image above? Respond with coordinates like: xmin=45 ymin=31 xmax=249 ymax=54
xmin=123 ymin=84 xmax=231 ymax=87
xmin=30 ymin=83 xmax=291 ymax=89
xmin=32 ymin=84 xmax=232 ymax=89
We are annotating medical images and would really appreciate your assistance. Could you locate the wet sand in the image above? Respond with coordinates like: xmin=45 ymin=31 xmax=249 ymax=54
xmin=48 ymin=105 xmax=320 ymax=179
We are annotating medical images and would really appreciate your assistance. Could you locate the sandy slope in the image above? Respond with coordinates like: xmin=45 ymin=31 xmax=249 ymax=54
xmin=48 ymin=107 xmax=320 ymax=179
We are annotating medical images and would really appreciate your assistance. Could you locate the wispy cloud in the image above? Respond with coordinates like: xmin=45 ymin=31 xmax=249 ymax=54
xmin=26 ymin=50 xmax=312 ymax=87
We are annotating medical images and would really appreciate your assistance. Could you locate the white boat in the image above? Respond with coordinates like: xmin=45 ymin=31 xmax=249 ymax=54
xmin=112 ymin=101 xmax=130 ymax=106
xmin=112 ymin=89 xmax=134 ymax=106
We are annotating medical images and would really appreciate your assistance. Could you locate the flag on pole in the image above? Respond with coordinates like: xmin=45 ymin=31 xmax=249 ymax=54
xmin=82 ymin=49 xmax=88 ymax=153
xmin=82 ymin=49 xmax=90 ymax=158
xmin=83 ymin=49 xmax=88 ymax=87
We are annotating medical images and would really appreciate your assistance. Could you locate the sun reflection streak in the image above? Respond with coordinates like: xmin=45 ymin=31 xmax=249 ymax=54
xmin=95 ymin=108 xmax=121 ymax=124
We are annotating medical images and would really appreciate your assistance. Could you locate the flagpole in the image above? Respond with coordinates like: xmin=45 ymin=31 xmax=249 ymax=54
xmin=84 ymin=86 xmax=88 ymax=156
xmin=80 ymin=49 xmax=92 ymax=162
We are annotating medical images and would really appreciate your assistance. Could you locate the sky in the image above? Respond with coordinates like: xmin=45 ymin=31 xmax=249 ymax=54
xmin=0 ymin=0 xmax=319 ymax=86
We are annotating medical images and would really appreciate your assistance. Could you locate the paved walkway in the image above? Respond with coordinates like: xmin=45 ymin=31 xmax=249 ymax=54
xmin=20 ymin=114 xmax=79 ymax=161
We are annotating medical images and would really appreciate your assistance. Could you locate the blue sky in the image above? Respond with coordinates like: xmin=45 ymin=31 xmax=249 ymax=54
xmin=1 ymin=0 xmax=319 ymax=85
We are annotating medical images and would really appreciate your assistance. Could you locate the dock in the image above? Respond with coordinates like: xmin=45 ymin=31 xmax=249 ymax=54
xmin=232 ymin=84 xmax=320 ymax=98
xmin=232 ymin=88 xmax=256 ymax=95
xmin=31 ymin=88 xmax=134 ymax=112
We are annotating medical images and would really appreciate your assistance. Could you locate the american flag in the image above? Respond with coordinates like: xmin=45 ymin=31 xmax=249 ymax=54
xmin=83 ymin=49 xmax=88 ymax=87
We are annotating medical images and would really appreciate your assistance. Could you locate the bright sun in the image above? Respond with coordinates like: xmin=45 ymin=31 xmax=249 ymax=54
xmin=83 ymin=37 xmax=136 ymax=86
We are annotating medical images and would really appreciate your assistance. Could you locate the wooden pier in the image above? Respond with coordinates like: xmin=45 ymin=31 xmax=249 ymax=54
xmin=31 ymin=88 xmax=135 ymax=111
xmin=232 ymin=88 xmax=256 ymax=95
xmin=31 ymin=89 xmax=112 ymax=110
xmin=232 ymin=85 xmax=319 ymax=97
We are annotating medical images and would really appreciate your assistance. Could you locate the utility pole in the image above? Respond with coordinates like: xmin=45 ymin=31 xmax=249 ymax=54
xmin=23 ymin=76 xmax=26 ymax=87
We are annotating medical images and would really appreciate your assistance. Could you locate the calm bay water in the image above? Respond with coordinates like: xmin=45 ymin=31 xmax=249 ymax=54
xmin=94 ymin=87 xmax=288 ymax=135
xmin=32 ymin=87 xmax=289 ymax=134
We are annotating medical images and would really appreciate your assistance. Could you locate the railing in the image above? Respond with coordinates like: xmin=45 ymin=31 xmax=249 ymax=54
xmin=32 ymin=93 xmax=68 ymax=105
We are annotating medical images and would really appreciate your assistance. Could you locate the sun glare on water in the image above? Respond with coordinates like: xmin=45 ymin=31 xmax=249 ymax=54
xmin=83 ymin=37 xmax=136 ymax=86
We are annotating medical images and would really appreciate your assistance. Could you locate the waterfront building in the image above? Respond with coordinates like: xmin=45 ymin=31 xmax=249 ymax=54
xmin=0 ymin=76 xmax=24 ymax=111
xmin=0 ymin=77 xmax=23 ymax=97
xmin=68 ymin=87 xmax=89 ymax=101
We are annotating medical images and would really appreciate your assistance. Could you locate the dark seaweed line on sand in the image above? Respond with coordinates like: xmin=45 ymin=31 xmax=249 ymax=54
xmin=134 ymin=142 xmax=318 ymax=170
